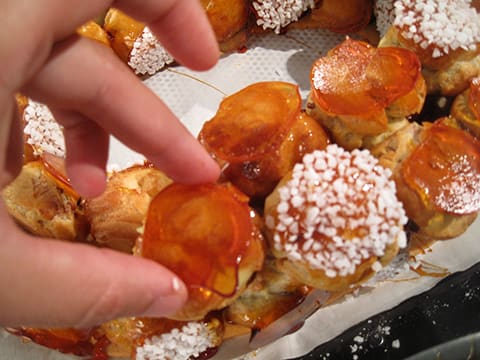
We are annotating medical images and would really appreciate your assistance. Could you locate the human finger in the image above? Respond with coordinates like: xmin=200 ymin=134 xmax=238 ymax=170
xmin=50 ymin=108 xmax=109 ymax=198
xmin=23 ymin=37 xmax=220 ymax=189
xmin=0 ymin=94 xmax=23 ymax=186
xmin=0 ymin=206 xmax=187 ymax=329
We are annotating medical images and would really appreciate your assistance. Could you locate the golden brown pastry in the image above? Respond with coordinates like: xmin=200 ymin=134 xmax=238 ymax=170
xmin=264 ymin=144 xmax=407 ymax=292
xmin=306 ymin=38 xmax=426 ymax=150
xmin=1 ymin=157 xmax=88 ymax=241
xmin=199 ymin=81 xmax=330 ymax=200
xmin=137 ymin=182 xmax=265 ymax=321
xmin=377 ymin=0 xmax=480 ymax=96
xmin=450 ymin=76 xmax=480 ymax=138
xmin=371 ymin=119 xmax=480 ymax=239
xmin=85 ymin=164 xmax=172 ymax=253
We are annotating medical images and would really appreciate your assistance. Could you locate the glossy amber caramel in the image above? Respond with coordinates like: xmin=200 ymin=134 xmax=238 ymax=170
xmin=142 ymin=183 xmax=255 ymax=297
xmin=310 ymin=38 xmax=421 ymax=117
xmin=199 ymin=82 xmax=301 ymax=162
xmin=403 ymin=121 xmax=480 ymax=215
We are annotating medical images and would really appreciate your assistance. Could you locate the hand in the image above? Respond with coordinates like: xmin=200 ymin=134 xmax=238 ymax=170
xmin=0 ymin=0 xmax=220 ymax=328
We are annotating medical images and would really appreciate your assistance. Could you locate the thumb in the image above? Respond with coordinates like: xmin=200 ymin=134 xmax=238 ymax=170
xmin=0 ymin=210 xmax=187 ymax=329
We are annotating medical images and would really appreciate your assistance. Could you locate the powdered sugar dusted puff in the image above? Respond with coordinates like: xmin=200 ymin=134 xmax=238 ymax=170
xmin=99 ymin=317 xmax=223 ymax=360
xmin=104 ymin=8 xmax=174 ymax=76
xmin=264 ymin=144 xmax=407 ymax=292
xmin=135 ymin=321 xmax=220 ymax=360
xmin=252 ymin=0 xmax=316 ymax=34
xmin=377 ymin=0 xmax=480 ymax=95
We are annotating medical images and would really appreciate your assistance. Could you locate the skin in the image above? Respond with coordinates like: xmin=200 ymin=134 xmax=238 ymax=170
xmin=0 ymin=0 xmax=220 ymax=328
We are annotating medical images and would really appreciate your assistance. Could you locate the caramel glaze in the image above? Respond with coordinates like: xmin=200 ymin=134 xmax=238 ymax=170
xmin=246 ymin=287 xmax=310 ymax=332
xmin=403 ymin=120 xmax=480 ymax=215
xmin=310 ymin=38 xmax=421 ymax=118
xmin=142 ymin=183 xmax=257 ymax=298
xmin=469 ymin=77 xmax=480 ymax=119
xmin=8 ymin=327 xmax=109 ymax=360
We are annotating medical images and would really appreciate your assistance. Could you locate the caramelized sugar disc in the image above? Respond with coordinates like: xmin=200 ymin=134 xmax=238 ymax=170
xmin=403 ymin=121 xmax=480 ymax=215
xmin=199 ymin=82 xmax=301 ymax=162
xmin=142 ymin=183 xmax=254 ymax=296
xmin=310 ymin=38 xmax=420 ymax=116
xmin=468 ymin=77 xmax=480 ymax=119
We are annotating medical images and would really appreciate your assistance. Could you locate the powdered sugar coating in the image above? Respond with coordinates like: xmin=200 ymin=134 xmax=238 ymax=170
xmin=23 ymin=100 xmax=65 ymax=157
xmin=393 ymin=0 xmax=480 ymax=58
xmin=435 ymin=153 xmax=480 ymax=215
xmin=128 ymin=27 xmax=175 ymax=76
xmin=252 ymin=0 xmax=315 ymax=34
xmin=135 ymin=321 xmax=216 ymax=360
xmin=266 ymin=145 xmax=407 ymax=278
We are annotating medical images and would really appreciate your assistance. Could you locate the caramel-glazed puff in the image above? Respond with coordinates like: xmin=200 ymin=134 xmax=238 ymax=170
xmin=306 ymin=38 xmax=426 ymax=151
xmin=264 ymin=144 xmax=407 ymax=292
xmin=199 ymin=81 xmax=330 ymax=200
xmin=372 ymin=118 xmax=480 ymax=240
xmin=137 ymin=182 xmax=265 ymax=321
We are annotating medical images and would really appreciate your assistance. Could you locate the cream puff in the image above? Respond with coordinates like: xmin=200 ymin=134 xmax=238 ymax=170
xmin=306 ymin=37 xmax=426 ymax=150
xmin=199 ymin=81 xmax=330 ymax=200
xmin=137 ymin=182 xmax=265 ymax=321
xmin=371 ymin=118 xmax=480 ymax=239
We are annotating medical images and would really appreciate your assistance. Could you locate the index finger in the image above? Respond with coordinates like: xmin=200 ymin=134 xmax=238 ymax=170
xmin=24 ymin=38 xmax=220 ymax=193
